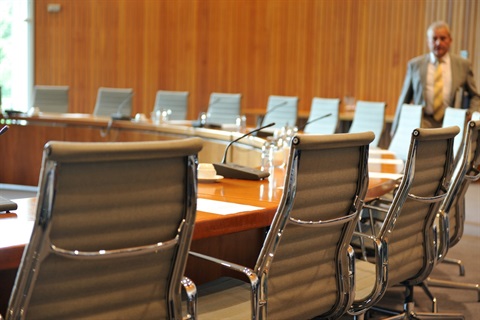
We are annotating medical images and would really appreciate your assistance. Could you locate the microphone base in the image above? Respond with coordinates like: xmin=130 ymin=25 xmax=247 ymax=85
xmin=213 ymin=163 xmax=270 ymax=180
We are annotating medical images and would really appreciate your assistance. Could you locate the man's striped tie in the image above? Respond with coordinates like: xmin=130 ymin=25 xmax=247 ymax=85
xmin=433 ymin=60 xmax=444 ymax=121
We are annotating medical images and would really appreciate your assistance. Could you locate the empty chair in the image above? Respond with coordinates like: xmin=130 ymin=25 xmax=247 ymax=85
xmin=387 ymin=104 xmax=423 ymax=161
xmin=348 ymin=100 xmax=386 ymax=147
xmin=261 ymin=95 xmax=298 ymax=129
xmin=93 ymin=87 xmax=133 ymax=118
xmin=349 ymin=126 xmax=461 ymax=319
xmin=426 ymin=119 xmax=480 ymax=303
xmin=442 ymin=107 xmax=468 ymax=159
xmin=303 ymin=97 xmax=340 ymax=134
xmin=32 ymin=85 xmax=69 ymax=113
xmin=153 ymin=90 xmax=189 ymax=121
xmin=206 ymin=92 xmax=241 ymax=125
xmin=191 ymin=131 xmax=374 ymax=319
xmin=5 ymin=138 xmax=203 ymax=319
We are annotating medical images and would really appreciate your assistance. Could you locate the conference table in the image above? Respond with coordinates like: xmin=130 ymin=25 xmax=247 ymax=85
xmin=0 ymin=112 xmax=403 ymax=311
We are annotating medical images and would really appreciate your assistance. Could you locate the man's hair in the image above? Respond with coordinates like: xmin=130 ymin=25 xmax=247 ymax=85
xmin=427 ymin=21 xmax=451 ymax=37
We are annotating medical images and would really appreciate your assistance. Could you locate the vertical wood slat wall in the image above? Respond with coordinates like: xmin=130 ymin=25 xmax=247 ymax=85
xmin=34 ymin=0 xmax=479 ymax=121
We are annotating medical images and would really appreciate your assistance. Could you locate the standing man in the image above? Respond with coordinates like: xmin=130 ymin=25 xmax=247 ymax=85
xmin=391 ymin=21 xmax=480 ymax=136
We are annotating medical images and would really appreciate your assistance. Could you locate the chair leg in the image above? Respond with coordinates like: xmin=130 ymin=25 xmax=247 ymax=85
xmin=425 ymin=277 xmax=480 ymax=302
xmin=418 ymin=282 xmax=437 ymax=313
xmin=372 ymin=285 xmax=464 ymax=320
xmin=442 ymin=257 xmax=465 ymax=276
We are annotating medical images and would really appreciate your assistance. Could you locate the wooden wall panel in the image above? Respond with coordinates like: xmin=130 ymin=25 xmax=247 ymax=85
xmin=34 ymin=0 xmax=479 ymax=122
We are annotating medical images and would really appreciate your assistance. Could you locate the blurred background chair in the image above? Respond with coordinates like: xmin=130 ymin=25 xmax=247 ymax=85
xmin=190 ymin=131 xmax=374 ymax=319
xmin=153 ymin=90 xmax=189 ymax=121
xmin=303 ymin=97 xmax=340 ymax=134
xmin=350 ymin=126 xmax=462 ymax=319
xmin=348 ymin=100 xmax=386 ymax=147
xmin=387 ymin=104 xmax=423 ymax=161
xmin=426 ymin=119 xmax=480 ymax=303
xmin=32 ymin=85 xmax=69 ymax=113
xmin=205 ymin=92 xmax=241 ymax=125
xmin=93 ymin=87 xmax=133 ymax=118
xmin=5 ymin=138 xmax=203 ymax=319
xmin=261 ymin=95 xmax=298 ymax=130
xmin=442 ymin=108 xmax=469 ymax=160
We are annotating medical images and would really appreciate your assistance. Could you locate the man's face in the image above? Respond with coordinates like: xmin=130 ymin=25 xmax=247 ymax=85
xmin=427 ymin=27 xmax=452 ymax=59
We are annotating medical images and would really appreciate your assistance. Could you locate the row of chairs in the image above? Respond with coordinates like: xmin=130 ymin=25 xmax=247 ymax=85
xmin=32 ymin=86 xmax=188 ymax=121
xmin=3 ymin=118 xmax=479 ymax=319
xmin=34 ymin=85 xmax=390 ymax=143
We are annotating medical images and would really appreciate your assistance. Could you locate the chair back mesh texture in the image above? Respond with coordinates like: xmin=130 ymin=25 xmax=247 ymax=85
xmin=7 ymin=138 xmax=203 ymax=320
xmin=154 ymin=90 xmax=189 ymax=121
xmin=93 ymin=87 xmax=133 ymax=117
xmin=262 ymin=95 xmax=298 ymax=129
xmin=33 ymin=85 xmax=69 ymax=113
xmin=256 ymin=131 xmax=373 ymax=319
xmin=303 ymin=97 xmax=340 ymax=134
xmin=381 ymin=126 xmax=458 ymax=287
xmin=206 ymin=93 xmax=241 ymax=125
xmin=349 ymin=100 xmax=386 ymax=147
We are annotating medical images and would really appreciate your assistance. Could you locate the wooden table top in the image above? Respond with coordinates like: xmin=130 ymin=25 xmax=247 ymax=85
xmin=0 ymin=149 xmax=401 ymax=271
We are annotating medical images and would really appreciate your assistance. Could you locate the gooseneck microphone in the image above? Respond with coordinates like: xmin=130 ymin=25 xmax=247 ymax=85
xmin=0 ymin=125 xmax=9 ymax=136
xmin=111 ymin=93 xmax=134 ymax=121
xmin=213 ymin=122 xmax=275 ymax=180
xmin=298 ymin=113 xmax=332 ymax=131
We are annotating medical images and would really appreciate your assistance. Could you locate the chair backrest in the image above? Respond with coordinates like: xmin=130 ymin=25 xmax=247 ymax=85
xmin=7 ymin=138 xmax=203 ymax=319
xmin=262 ymin=95 xmax=298 ymax=129
xmin=303 ymin=97 xmax=340 ymax=134
xmin=32 ymin=85 xmax=69 ymax=113
xmin=153 ymin=90 xmax=189 ymax=121
xmin=442 ymin=107 xmax=468 ymax=159
xmin=439 ymin=120 xmax=480 ymax=254
xmin=93 ymin=87 xmax=133 ymax=118
xmin=206 ymin=92 xmax=241 ymax=125
xmin=254 ymin=131 xmax=374 ymax=319
xmin=388 ymin=104 xmax=423 ymax=161
xmin=348 ymin=100 xmax=386 ymax=147
xmin=380 ymin=126 xmax=458 ymax=287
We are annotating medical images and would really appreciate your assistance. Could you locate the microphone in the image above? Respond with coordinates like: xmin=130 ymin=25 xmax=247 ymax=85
xmin=258 ymin=100 xmax=288 ymax=127
xmin=298 ymin=113 xmax=332 ymax=131
xmin=0 ymin=125 xmax=9 ymax=136
xmin=213 ymin=122 xmax=275 ymax=180
xmin=111 ymin=92 xmax=134 ymax=120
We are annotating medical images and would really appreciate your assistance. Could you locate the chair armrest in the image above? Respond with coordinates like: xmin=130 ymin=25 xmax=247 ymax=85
xmin=181 ymin=276 xmax=197 ymax=320
xmin=189 ymin=251 xmax=258 ymax=286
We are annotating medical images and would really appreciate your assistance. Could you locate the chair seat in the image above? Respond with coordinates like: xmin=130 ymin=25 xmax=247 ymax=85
xmin=196 ymin=277 xmax=250 ymax=319
xmin=355 ymin=260 xmax=377 ymax=301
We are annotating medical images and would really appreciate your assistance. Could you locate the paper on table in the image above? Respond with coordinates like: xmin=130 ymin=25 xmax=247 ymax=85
xmin=197 ymin=198 xmax=264 ymax=215
xmin=369 ymin=172 xmax=403 ymax=180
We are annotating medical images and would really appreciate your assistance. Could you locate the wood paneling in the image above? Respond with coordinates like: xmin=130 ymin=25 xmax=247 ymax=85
xmin=34 ymin=0 xmax=479 ymax=122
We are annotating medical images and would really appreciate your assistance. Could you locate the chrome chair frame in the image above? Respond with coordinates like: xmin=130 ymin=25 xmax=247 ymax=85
xmin=426 ymin=120 xmax=480 ymax=302
xmin=6 ymin=138 xmax=202 ymax=319
xmin=191 ymin=131 xmax=374 ymax=319
xmin=349 ymin=126 xmax=463 ymax=319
